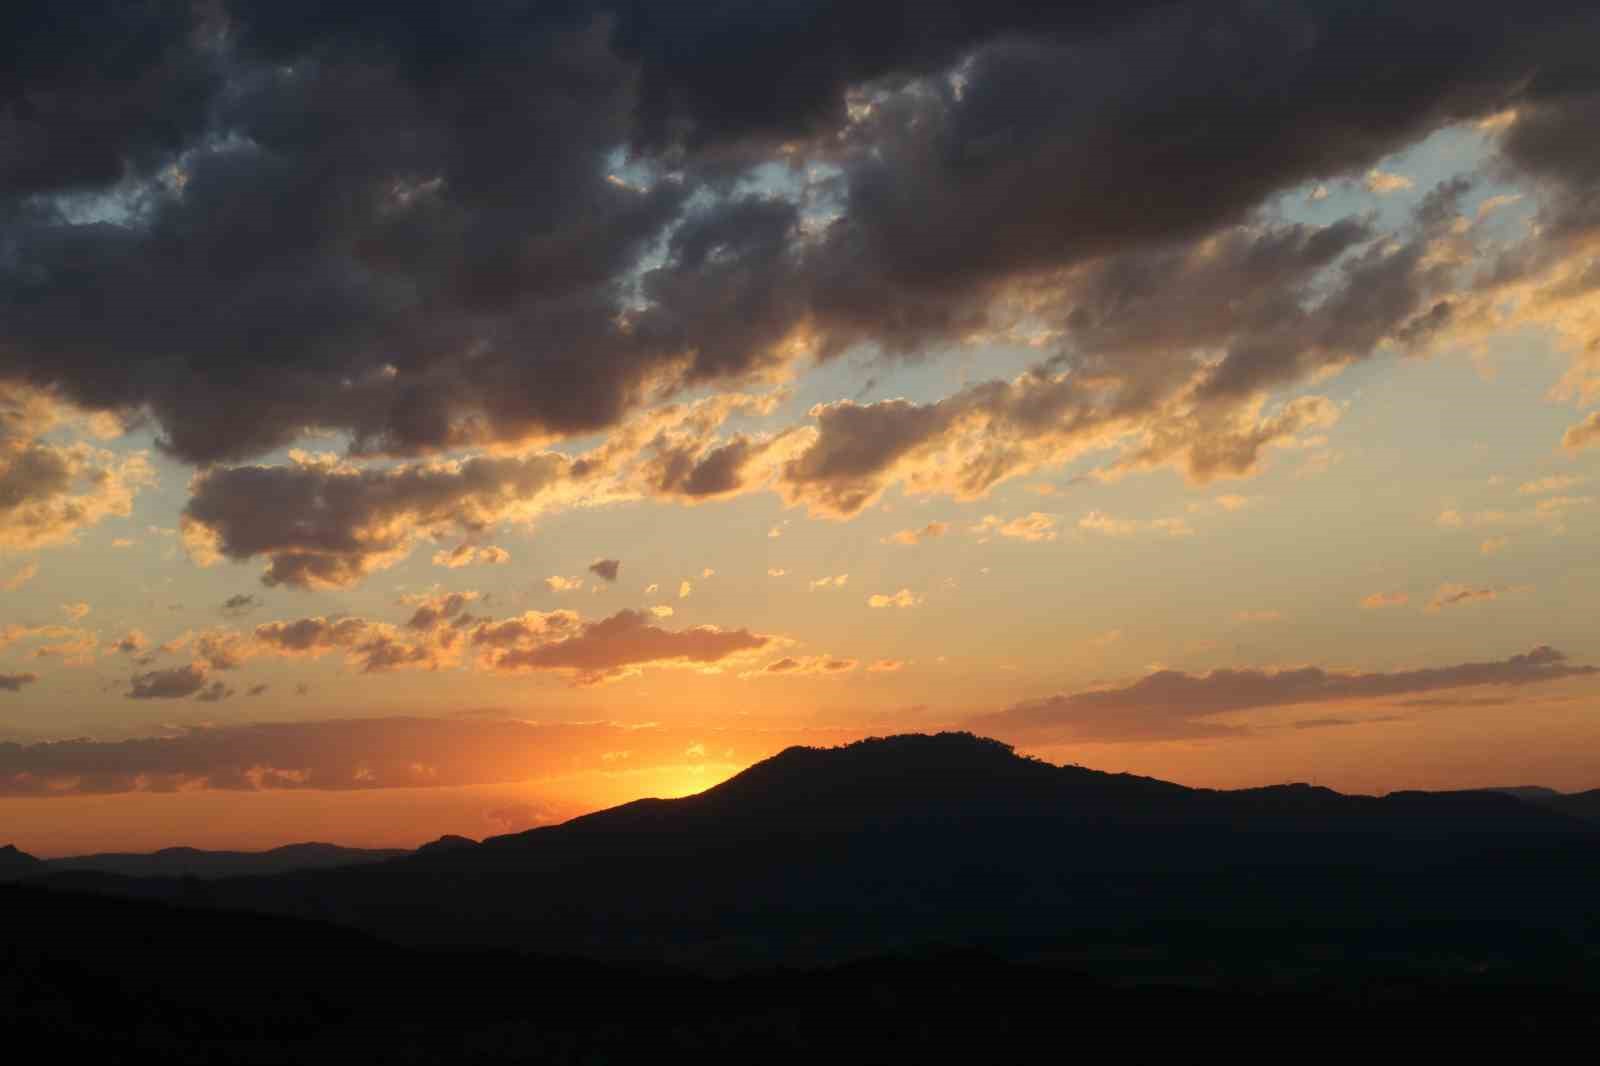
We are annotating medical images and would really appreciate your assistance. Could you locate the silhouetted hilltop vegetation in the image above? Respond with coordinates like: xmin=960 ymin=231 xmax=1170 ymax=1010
xmin=23 ymin=842 xmax=409 ymax=880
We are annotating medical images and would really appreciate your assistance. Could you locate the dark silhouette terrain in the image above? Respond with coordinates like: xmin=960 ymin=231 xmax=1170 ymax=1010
xmin=19 ymin=734 xmax=1600 ymax=974
xmin=0 ymin=842 xmax=408 ymax=880
xmin=4 ymin=880 xmax=1597 ymax=1063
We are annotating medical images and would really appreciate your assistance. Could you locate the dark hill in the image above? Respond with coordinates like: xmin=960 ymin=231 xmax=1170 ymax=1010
xmin=60 ymin=732 xmax=1594 ymax=972
xmin=33 ymin=842 xmax=409 ymax=879
xmin=0 ymin=843 xmax=42 ymax=879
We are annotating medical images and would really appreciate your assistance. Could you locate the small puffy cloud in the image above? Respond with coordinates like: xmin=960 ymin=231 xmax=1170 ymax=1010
xmin=1518 ymin=474 xmax=1583 ymax=495
xmin=868 ymin=588 xmax=921 ymax=608
xmin=649 ymin=605 xmax=675 ymax=618
xmin=404 ymin=591 xmax=481 ymax=632
xmin=972 ymin=513 xmax=1058 ymax=542
xmin=60 ymin=601 xmax=90 ymax=621
xmin=545 ymin=575 xmax=584 ymax=593
xmin=433 ymin=544 xmax=512 ymax=569
xmin=128 ymin=664 xmax=210 ymax=700
xmin=195 ymin=681 xmax=235 ymax=703
xmin=809 ymin=574 xmax=849 ymax=590
xmin=678 ymin=579 xmax=692 ymax=599
xmin=220 ymin=593 xmax=260 ymax=617
xmin=748 ymin=655 xmax=859 ymax=678
xmin=1214 ymin=495 xmax=1254 ymax=511
xmin=1361 ymin=591 xmax=1409 ymax=609
xmin=1481 ymin=536 xmax=1509 ymax=555
xmin=1079 ymin=511 xmax=1192 ymax=537
xmin=112 ymin=630 xmax=149 ymax=655
xmin=1307 ymin=184 xmax=1330 ymax=202
xmin=1 ymin=672 xmax=39 ymax=693
xmin=701 ymin=568 xmax=716 ymax=578
xmin=767 ymin=524 xmax=785 ymax=539
xmin=1563 ymin=412 xmax=1600 ymax=452
xmin=767 ymin=568 xmax=787 ymax=577
xmin=644 ymin=583 xmax=659 ymax=594
xmin=867 ymin=658 xmax=907 ymax=672
xmin=1365 ymin=168 xmax=1415 ymax=195
xmin=111 ymin=538 xmax=136 ymax=548
xmin=882 ymin=521 xmax=949 ymax=545
xmin=247 ymin=683 xmax=270 ymax=697
xmin=588 ymin=559 xmax=622 ymax=582
xmin=1426 ymin=583 xmax=1501 ymax=612
xmin=2 ymin=562 xmax=37 ymax=591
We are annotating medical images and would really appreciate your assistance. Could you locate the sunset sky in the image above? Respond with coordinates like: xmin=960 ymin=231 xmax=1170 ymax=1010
xmin=4 ymin=2 xmax=1599 ymax=854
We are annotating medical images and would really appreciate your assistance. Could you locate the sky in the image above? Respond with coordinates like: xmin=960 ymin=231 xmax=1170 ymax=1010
xmin=3 ymin=1 xmax=1600 ymax=855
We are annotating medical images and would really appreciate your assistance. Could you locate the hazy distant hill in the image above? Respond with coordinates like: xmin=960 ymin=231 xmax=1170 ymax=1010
xmin=52 ymin=733 xmax=1593 ymax=972
xmin=0 ymin=841 xmax=407 ymax=881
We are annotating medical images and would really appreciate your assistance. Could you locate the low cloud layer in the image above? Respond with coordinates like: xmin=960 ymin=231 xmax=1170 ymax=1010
xmin=0 ymin=717 xmax=854 ymax=797
xmin=969 ymin=646 xmax=1598 ymax=743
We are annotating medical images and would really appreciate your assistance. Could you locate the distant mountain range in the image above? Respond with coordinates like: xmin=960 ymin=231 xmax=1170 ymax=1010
xmin=15 ymin=733 xmax=1597 ymax=973
xmin=0 ymin=841 xmax=407 ymax=880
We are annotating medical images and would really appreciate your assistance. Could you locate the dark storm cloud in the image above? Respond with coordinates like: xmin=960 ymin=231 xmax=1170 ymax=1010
xmin=3 ymin=0 xmax=1599 ymax=475
xmin=968 ymin=646 xmax=1598 ymax=743
xmin=182 ymin=452 xmax=577 ymax=587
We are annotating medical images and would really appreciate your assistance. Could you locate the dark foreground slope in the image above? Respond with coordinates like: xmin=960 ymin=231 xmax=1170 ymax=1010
xmin=5 ymin=881 xmax=1598 ymax=1064
xmin=37 ymin=733 xmax=1600 ymax=972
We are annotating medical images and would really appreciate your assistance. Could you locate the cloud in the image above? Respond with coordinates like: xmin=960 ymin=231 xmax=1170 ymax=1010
xmin=0 ymin=716 xmax=866 ymax=797
xmin=112 ymin=630 xmax=149 ymax=655
xmin=747 ymin=655 xmax=859 ymax=678
xmin=588 ymin=558 xmax=621 ymax=582
xmin=0 ymin=392 xmax=155 ymax=551
xmin=677 ymin=579 xmax=692 ymax=599
xmin=767 ymin=568 xmax=787 ymax=577
xmin=1361 ymin=591 xmax=1410 ymax=609
xmin=0 ymin=673 xmax=39 ymax=693
xmin=127 ymin=664 xmax=210 ymax=700
xmin=809 ymin=574 xmax=849 ymax=590
xmin=972 ymin=512 xmax=1059 ymax=542
xmin=867 ymin=659 xmax=907 ymax=672
xmin=1481 ymin=536 xmax=1509 ymax=555
xmin=644 ymin=583 xmax=659 ymax=595
xmin=882 ymin=521 xmax=949 ymax=545
xmin=181 ymin=451 xmax=584 ymax=589
xmin=220 ymin=593 xmax=261 ymax=617
xmin=255 ymin=615 xmax=456 ymax=674
xmin=545 ymin=575 xmax=584 ymax=593
xmin=432 ymin=544 xmax=512 ymax=569
xmin=649 ymin=605 xmax=674 ymax=618
xmin=969 ymin=646 xmax=1597 ymax=742
xmin=1079 ymin=511 xmax=1192 ymax=537
xmin=60 ymin=601 xmax=90 ymax=621
xmin=1518 ymin=474 xmax=1583 ymax=495
xmin=1564 ymin=413 xmax=1600 ymax=452
xmin=1365 ymin=168 xmax=1415 ymax=195
xmin=867 ymin=588 xmax=921 ymax=609
xmin=403 ymin=591 xmax=480 ymax=632
xmin=1 ymin=562 xmax=37 ymax=591
xmin=475 ymin=608 xmax=771 ymax=686
xmin=1426 ymin=583 xmax=1503 ymax=612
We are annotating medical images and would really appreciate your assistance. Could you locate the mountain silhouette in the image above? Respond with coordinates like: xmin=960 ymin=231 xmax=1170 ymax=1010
xmin=1 ymin=841 xmax=408 ymax=881
xmin=0 ymin=843 xmax=42 ymax=878
xmin=44 ymin=733 xmax=1593 ymax=972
